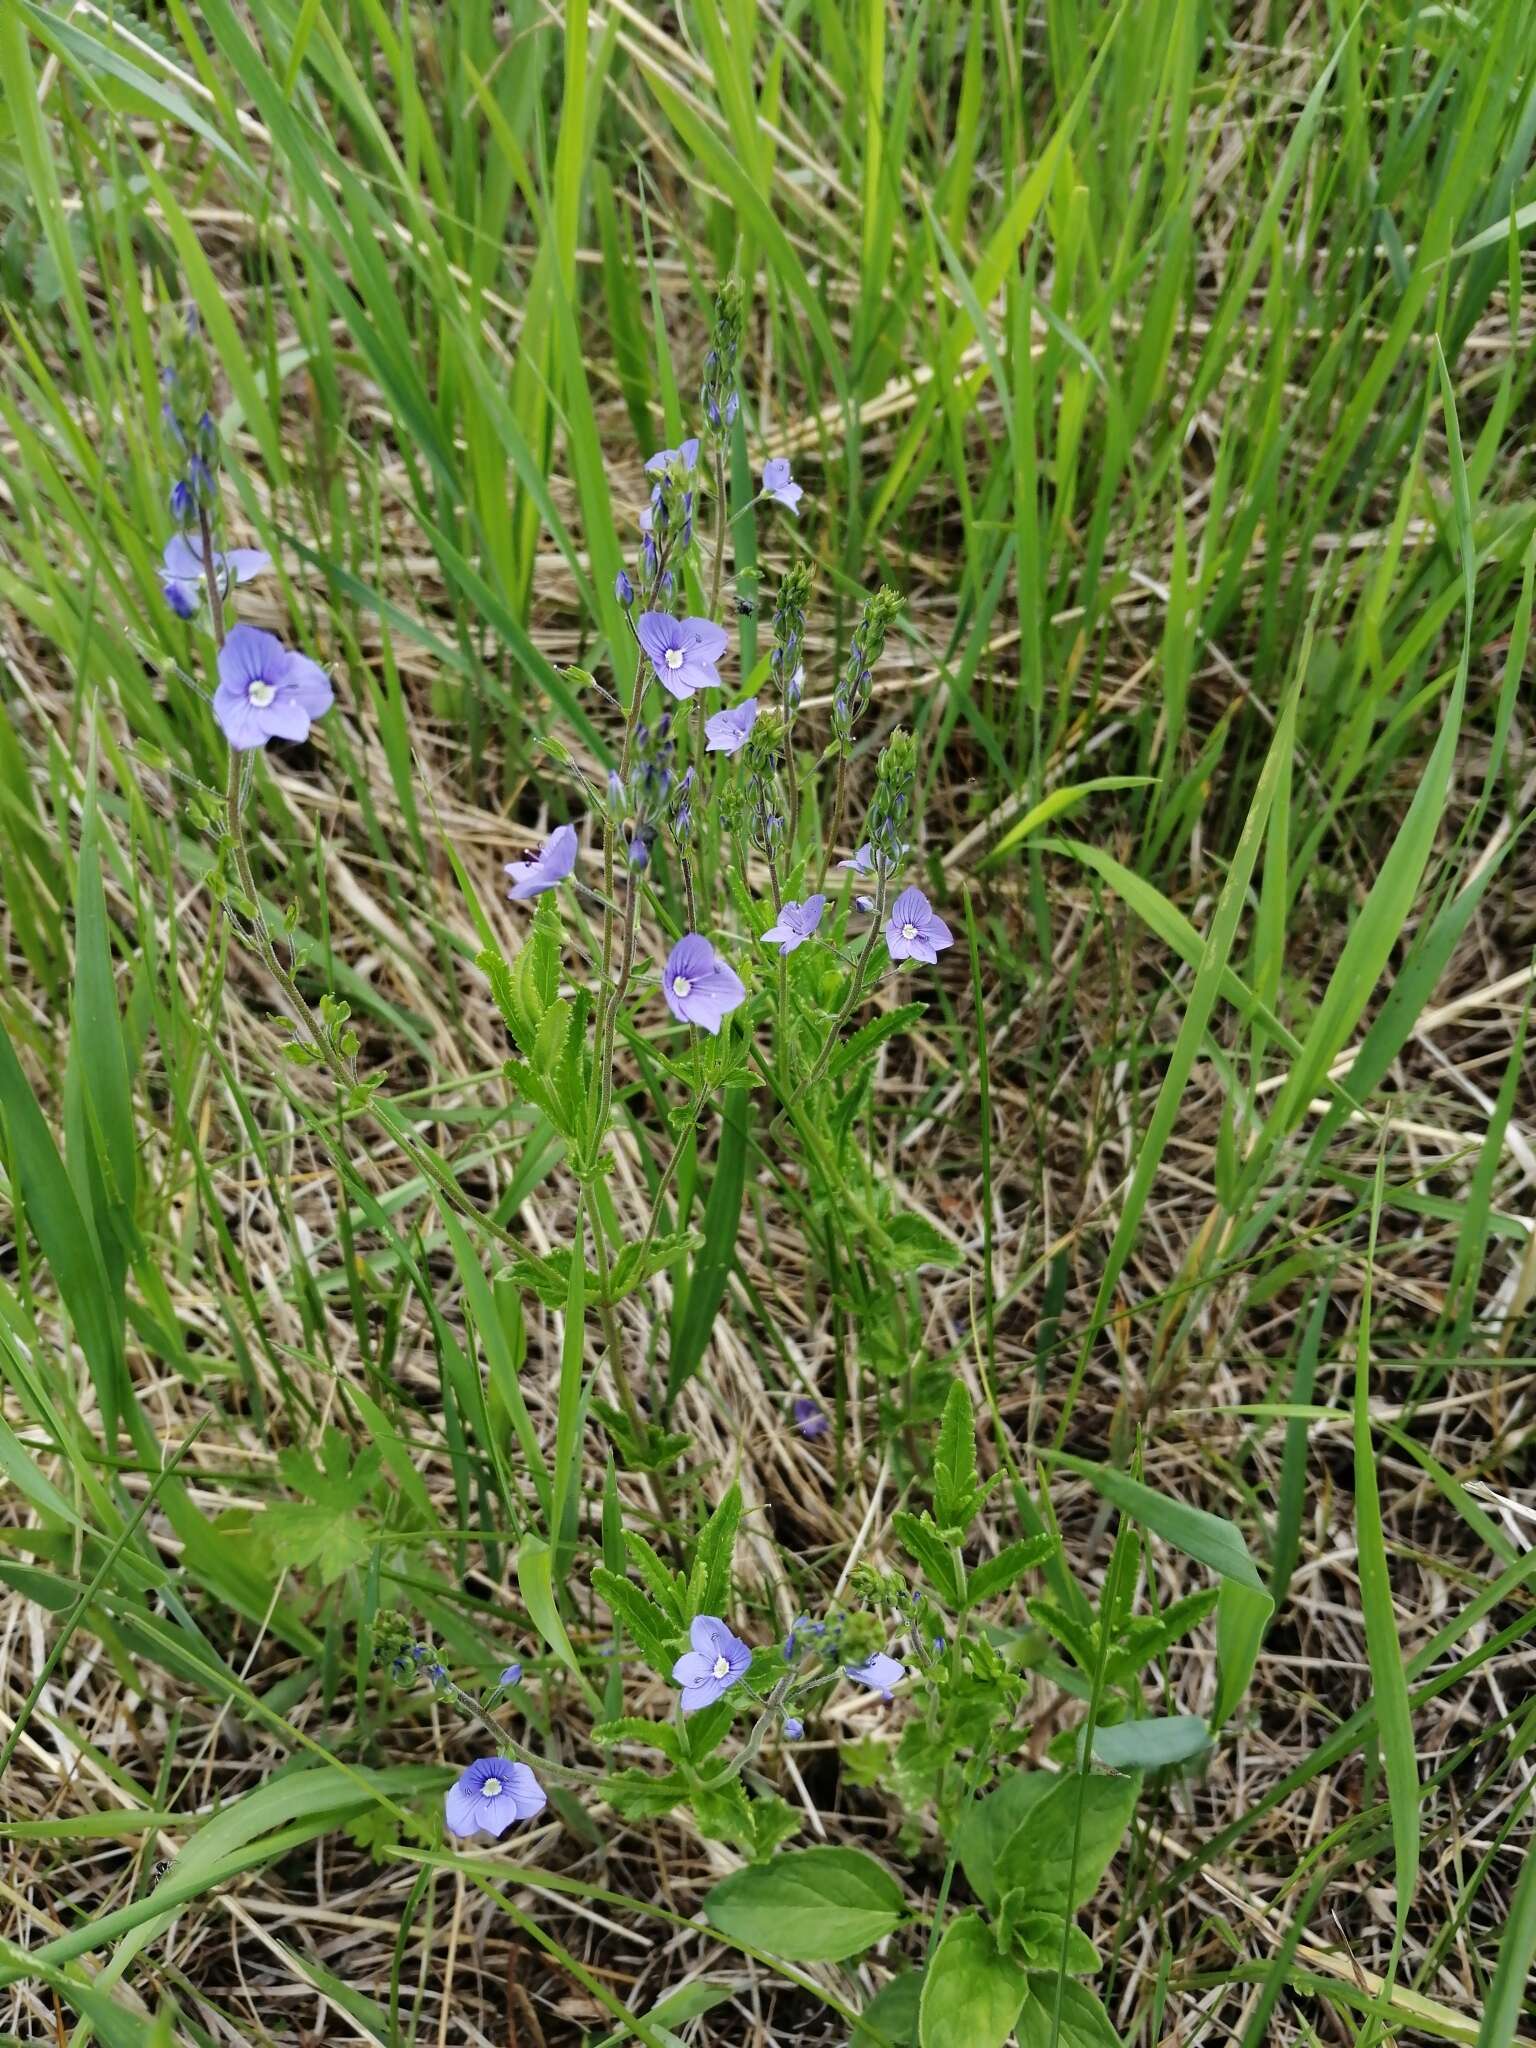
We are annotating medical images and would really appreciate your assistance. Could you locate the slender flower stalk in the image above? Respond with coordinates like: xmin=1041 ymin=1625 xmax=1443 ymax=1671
xmin=798 ymin=866 xmax=891 ymax=1097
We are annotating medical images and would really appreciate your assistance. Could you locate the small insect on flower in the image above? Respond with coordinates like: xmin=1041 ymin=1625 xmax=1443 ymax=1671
xmin=792 ymin=1396 xmax=830 ymax=1439
xmin=636 ymin=612 xmax=730 ymax=700
xmin=845 ymin=1652 xmax=906 ymax=1702
xmin=444 ymin=1757 xmax=546 ymax=1839
xmin=672 ymin=1614 xmax=752 ymax=1713
xmin=213 ymin=624 xmax=334 ymax=751
xmin=160 ymin=533 xmax=270 ymax=619
xmin=661 ymin=934 xmax=746 ymax=1036
xmin=885 ymin=887 xmax=953 ymax=965
xmin=762 ymin=897 xmax=827 ymax=957
xmin=761 ymin=457 xmax=803 ymax=515
xmin=504 ymin=824 xmax=578 ymax=901
xmin=704 ymin=697 xmax=759 ymax=755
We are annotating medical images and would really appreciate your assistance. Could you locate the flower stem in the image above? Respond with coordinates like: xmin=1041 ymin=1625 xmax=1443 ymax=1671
xmin=798 ymin=870 xmax=890 ymax=1097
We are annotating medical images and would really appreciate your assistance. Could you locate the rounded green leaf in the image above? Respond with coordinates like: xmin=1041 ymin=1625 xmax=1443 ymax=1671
xmin=703 ymin=1847 xmax=904 ymax=1961
xmin=918 ymin=1913 xmax=1028 ymax=2048
xmin=1091 ymin=1716 xmax=1210 ymax=1770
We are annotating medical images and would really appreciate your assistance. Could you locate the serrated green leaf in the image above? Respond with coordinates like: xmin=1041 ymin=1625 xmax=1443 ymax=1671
xmin=964 ymin=1534 xmax=1058 ymax=1610
xmin=827 ymin=1001 xmax=927 ymax=1082
xmin=892 ymin=1510 xmax=961 ymax=1607
xmin=932 ymin=1377 xmax=982 ymax=1536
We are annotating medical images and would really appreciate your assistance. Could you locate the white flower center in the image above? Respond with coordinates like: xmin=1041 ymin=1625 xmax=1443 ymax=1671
xmin=482 ymin=1777 xmax=503 ymax=1798
xmin=901 ymin=922 xmax=917 ymax=941
xmin=712 ymin=1654 xmax=731 ymax=1680
xmin=673 ymin=975 xmax=692 ymax=999
xmin=664 ymin=647 xmax=684 ymax=670
xmin=247 ymin=679 xmax=276 ymax=707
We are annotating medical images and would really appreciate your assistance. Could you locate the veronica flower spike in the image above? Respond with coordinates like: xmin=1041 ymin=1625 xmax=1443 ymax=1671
xmin=645 ymin=437 xmax=700 ymax=477
xmin=161 ymin=532 xmax=271 ymax=619
xmin=672 ymin=1615 xmax=752 ymax=1713
xmin=761 ymin=456 xmax=803 ymax=514
xmin=504 ymin=824 xmax=578 ymax=901
xmin=885 ymin=887 xmax=953 ymax=964
xmin=636 ymin=612 xmax=729 ymax=700
xmin=845 ymin=1651 xmax=906 ymax=1702
xmin=705 ymin=697 xmax=758 ymax=754
xmin=444 ymin=1757 xmax=547 ymax=1838
xmin=213 ymin=624 xmax=334 ymax=751
xmin=762 ymin=895 xmax=827 ymax=956
xmin=662 ymin=934 xmax=746 ymax=1035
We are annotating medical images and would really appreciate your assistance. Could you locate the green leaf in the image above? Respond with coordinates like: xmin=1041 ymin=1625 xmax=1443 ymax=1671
xmin=1050 ymin=1454 xmax=1272 ymax=1724
xmin=1090 ymin=1716 xmax=1210 ymax=1771
xmin=592 ymin=1566 xmax=680 ymax=1676
xmin=827 ymin=1002 xmax=927 ymax=1083
xmin=666 ymin=1086 xmax=750 ymax=1404
xmin=703 ymin=1847 xmax=904 ymax=1962
xmin=955 ymin=1772 xmax=1057 ymax=1912
xmin=606 ymin=1230 xmax=702 ymax=1303
xmin=996 ymin=1771 xmax=1138 ymax=1912
xmin=886 ymin=1212 xmax=964 ymax=1273
xmin=590 ymin=1717 xmax=684 ymax=1766
xmin=932 ymin=1376 xmax=983 ymax=1537
xmin=985 ymin=776 xmax=1158 ymax=861
xmin=601 ymin=1768 xmax=690 ymax=1820
xmin=261 ymin=1501 xmax=372 ymax=1585
xmin=688 ymin=1483 xmax=741 ymax=1619
xmin=917 ymin=1912 xmax=1028 ymax=2048
xmin=1478 ymin=1786 xmax=1536 ymax=2047
xmin=1014 ymin=1980 xmax=1124 ymax=2048
xmin=517 ymin=1536 xmax=597 ymax=1707
xmin=852 ymin=1972 xmax=924 ymax=2048
xmin=892 ymin=1510 xmax=962 ymax=1607
xmin=1354 ymin=1155 xmax=1420 ymax=1977
xmin=965 ymin=1534 xmax=1059 ymax=1610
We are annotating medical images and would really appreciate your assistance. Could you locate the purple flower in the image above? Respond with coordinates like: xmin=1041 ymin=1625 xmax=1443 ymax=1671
xmin=855 ymin=894 xmax=876 ymax=914
xmin=762 ymin=896 xmax=826 ymax=957
xmin=661 ymin=934 xmax=746 ymax=1035
xmin=845 ymin=1652 xmax=906 ymax=1702
xmin=161 ymin=533 xmax=270 ymax=619
xmin=646 ymin=437 xmax=700 ymax=477
xmin=672 ymin=1614 xmax=752 ymax=1713
xmin=213 ymin=624 xmax=334 ymax=752
xmin=784 ymin=1615 xmax=828 ymax=1660
xmin=792 ymin=1397 xmax=829 ymax=1439
xmin=783 ymin=1717 xmax=804 ymax=1741
xmin=504 ymin=824 xmax=578 ymax=901
xmin=761 ymin=457 xmax=803 ymax=514
xmin=839 ymin=840 xmax=909 ymax=877
xmin=444 ymin=1757 xmax=546 ymax=1838
xmin=636 ymin=613 xmax=729 ymax=700
xmin=615 ymin=569 xmax=634 ymax=607
xmin=704 ymin=696 xmax=758 ymax=754
xmin=885 ymin=887 xmax=953 ymax=965
xmin=498 ymin=1662 xmax=523 ymax=1687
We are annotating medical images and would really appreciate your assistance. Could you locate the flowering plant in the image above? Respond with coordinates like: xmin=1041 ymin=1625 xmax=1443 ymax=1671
xmin=164 ymin=279 xmax=1227 ymax=2048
